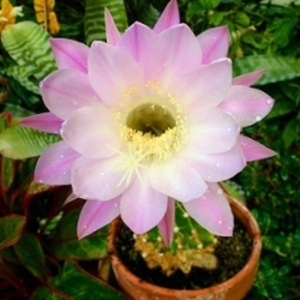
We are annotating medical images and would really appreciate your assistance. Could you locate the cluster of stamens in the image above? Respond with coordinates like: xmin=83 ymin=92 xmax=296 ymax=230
xmin=112 ymin=81 xmax=187 ymax=162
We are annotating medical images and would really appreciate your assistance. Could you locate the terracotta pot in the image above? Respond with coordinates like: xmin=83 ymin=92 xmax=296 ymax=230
xmin=108 ymin=198 xmax=262 ymax=300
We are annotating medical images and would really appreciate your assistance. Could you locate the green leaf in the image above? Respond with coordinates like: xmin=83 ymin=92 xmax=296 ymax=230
xmin=51 ymin=209 xmax=108 ymax=260
xmin=133 ymin=2 xmax=160 ymax=28
xmin=282 ymin=118 xmax=299 ymax=148
xmin=233 ymin=12 xmax=250 ymax=27
xmin=233 ymin=55 xmax=300 ymax=85
xmin=14 ymin=231 xmax=50 ymax=279
xmin=32 ymin=260 xmax=126 ymax=300
xmin=253 ymin=257 xmax=295 ymax=299
xmin=0 ymin=215 xmax=26 ymax=251
xmin=1 ymin=21 xmax=57 ymax=93
xmin=270 ymin=17 xmax=298 ymax=48
xmin=267 ymin=98 xmax=295 ymax=119
xmin=0 ymin=125 xmax=60 ymax=159
xmin=0 ymin=247 xmax=19 ymax=262
xmin=199 ymin=0 xmax=220 ymax=10
xmin=263 ymin=230 xmax=300 ymax=266
xmin=84 ymin=0 xmax=128 ymax=45
xmin=0 ymin=156 xmax=14 ymax=191
xmin=210 ymin=12 xmax=225 ymax=26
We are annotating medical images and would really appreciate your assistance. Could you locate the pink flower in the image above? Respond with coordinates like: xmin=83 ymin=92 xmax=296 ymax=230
xmin=21 ymin=0 xmax=275 ymax=244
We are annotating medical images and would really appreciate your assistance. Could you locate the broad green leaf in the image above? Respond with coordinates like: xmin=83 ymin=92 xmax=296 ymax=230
xmin=51 ymin=209 xmax=108 ymax=260
xmin=0 ymin=125 xmax=60 ymax=159
xmin=32 ymin=260 xmax=126 ymax=300
xmin=128 ymin=1 xmax=160 ymax=27
xmin=0 ymin=247 xmax=19 ymax=262
xmin=138 ymin=3 xmax=159 ymax=27
xmin=14 ymin=231 xmax=50 ymax=279
xmin=1 ymin=21 xmax=57 ymax=93
xmin=0 ymin=156 xmax=14 ymax=190
xmin=233 ymin=55 xmax=300 ymax=85
xmin=0 ymin=215 xmax=26 ymax=251
xmin=84 ymin=0 xmax=128 ymax=45
xmin=0 ymin=113 xmax=11 ymax=132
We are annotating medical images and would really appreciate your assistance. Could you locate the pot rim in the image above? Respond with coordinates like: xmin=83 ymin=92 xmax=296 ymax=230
xmin=108 ymin=197 xmax=262 ymax=297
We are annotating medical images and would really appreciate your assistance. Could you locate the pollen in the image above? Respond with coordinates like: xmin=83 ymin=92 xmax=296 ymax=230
xmin=114 ymin=81 xmax=187 ymax=161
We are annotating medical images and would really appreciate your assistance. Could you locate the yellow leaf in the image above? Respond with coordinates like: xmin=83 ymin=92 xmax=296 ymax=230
xmin=0 ymin=0 xmax=23 ymax=34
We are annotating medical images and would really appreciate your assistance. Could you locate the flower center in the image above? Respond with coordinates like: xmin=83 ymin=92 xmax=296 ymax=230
xmin=114 ymin=82 xmax=187 ymax=161
xmin=126 ymin=103 xmax=176 ymax=136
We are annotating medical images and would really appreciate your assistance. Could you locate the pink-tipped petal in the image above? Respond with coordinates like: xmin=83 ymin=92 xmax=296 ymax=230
xmin=19 ymin=112 xmax=62 ymax=134
xmin=88 ymin=41 xmax=144 ymax=107
xmin=41 ymin=69 xmax=100 ymax=120
xmin=105 ymin=8 xmax=121 ymax=46
xmin=71 ymin=155 xmax=131 ymax=201
xmin=158 ymin=24 xmax=202 ymax=81
xmin=187 ymin=107 xmax=240 ymax=154
xmin=181 ymin=143 xmax=246 ymax=182
xmin=153 ymin=0 xmax=180 ymax=33
xmin=197 ymin=26 xmax=230 ymax=64
xmin=116 ymin=22 xmax=158 ymax=79
xmin=184 ymin=183 xmax=234 ymax=236
xmin=34 ymin=141 xmax=80 ymax=185
xmin=61 ymin=105 xmax=121 ymax=159
xmin=149 ymin=157 xmax=207 ymax=202
xmin=120 ymin=171 xmax=168 ymax=234
xmin=157 ymin=198 xmax=175 ymax=246
xmin=77 ymin=197 xmax=120 ymax=239
xmin=171 ymin=59 xmax=232 ymax=109
xmin=233 ymin=69 xmax=266 ymax=86
xmin=239 ymin=135 xmax=277 ymax=162
xmin=50 ymin=38 xmax=88 ymax=72
xmin=218 ymin=85 xmax=274 ymax=127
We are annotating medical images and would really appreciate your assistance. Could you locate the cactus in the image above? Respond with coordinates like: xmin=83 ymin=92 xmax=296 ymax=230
xmin=133 ymin=202 xmax=219 ymax=276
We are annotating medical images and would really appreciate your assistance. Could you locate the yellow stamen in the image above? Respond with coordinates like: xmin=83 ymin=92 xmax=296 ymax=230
xmin=113 ymin=81 xmax=187 ymax=162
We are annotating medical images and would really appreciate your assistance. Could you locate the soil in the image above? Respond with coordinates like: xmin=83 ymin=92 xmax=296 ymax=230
xmin=114 ymin=218 xmax=252 ymax=290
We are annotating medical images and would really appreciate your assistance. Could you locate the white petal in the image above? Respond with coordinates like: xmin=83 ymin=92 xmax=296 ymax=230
xmin=184 ymin=183 xmax=234 ymax=236
xmin=88 ymin=41 xmax=144 ymax=107
xmin=149 ymin=156 xmax=207 ymax=202
xmin=77 ymin=198 xmax=120 ymax=239
xmin=181 ymin=142 xmax=246 ymax=182
xmin=71 ymin=155 xmax=131 ymax=201
xmin=61 ymin=105 xmax=121 ymax=159
xmin=186 ymin=107 xmax=240 ymax=154
xmin=219 ymin=85 xmax=274 ymax=126
xmin=121 ymin=169 xmax=168 ymax=234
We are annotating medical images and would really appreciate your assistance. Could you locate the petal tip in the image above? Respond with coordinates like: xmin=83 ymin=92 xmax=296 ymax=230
xmin=154 ymin=0 xmax=180 ymax=33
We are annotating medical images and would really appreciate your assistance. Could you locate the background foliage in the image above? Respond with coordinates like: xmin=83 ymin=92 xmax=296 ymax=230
xmin=0 ymin=0 xmax=299 ymax=299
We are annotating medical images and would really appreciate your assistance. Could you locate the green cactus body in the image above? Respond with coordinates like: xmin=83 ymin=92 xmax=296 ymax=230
xmin=133 ymin=203 xmax=218 ymax=276
xmin=1 ymin=21 xmax=57 ymax=94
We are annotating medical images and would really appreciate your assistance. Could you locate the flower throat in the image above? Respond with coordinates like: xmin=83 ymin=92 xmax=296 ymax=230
xmin=126 ymin=103 xmax=176 ymax=136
